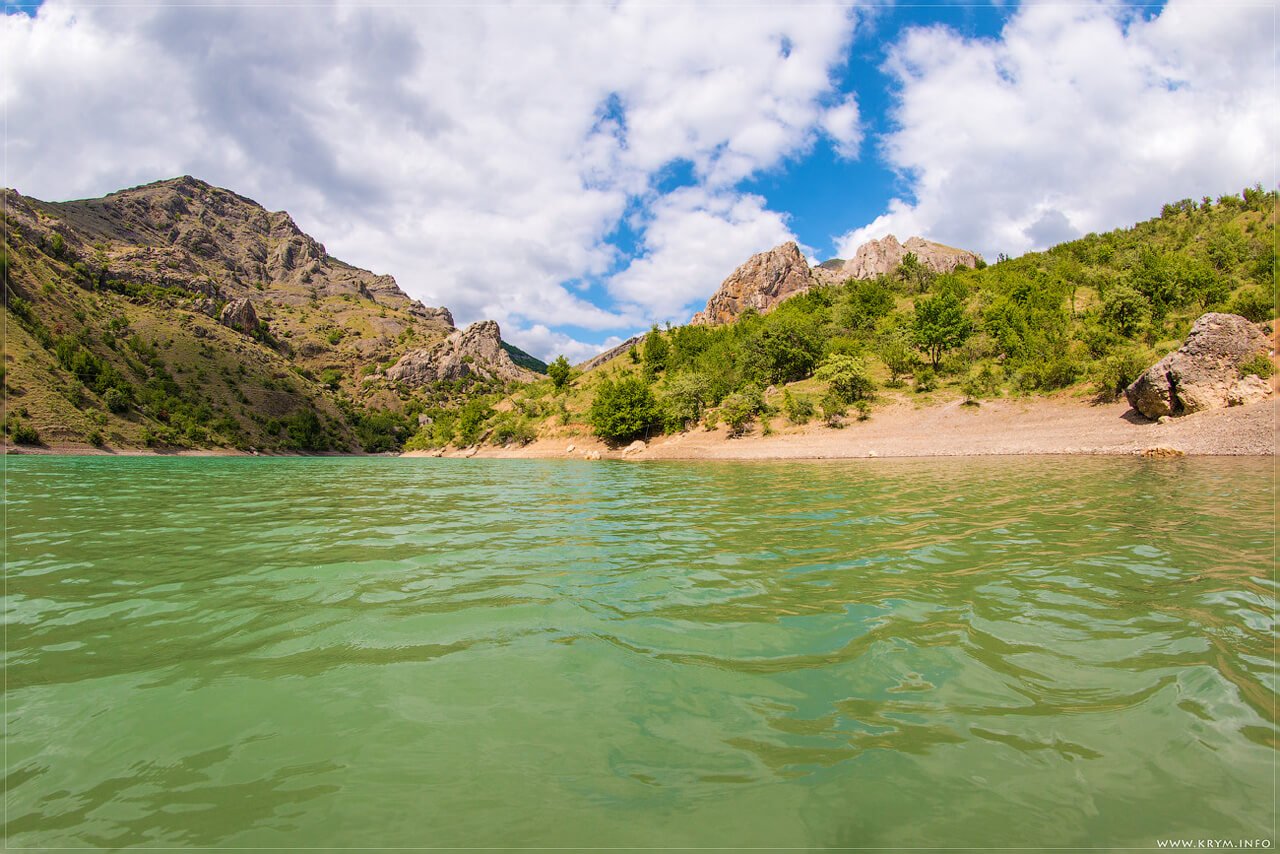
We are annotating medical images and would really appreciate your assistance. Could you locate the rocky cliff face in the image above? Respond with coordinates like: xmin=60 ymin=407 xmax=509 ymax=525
xmin=691 ymin=242 xmax=816 ymax=326
xmin=386 ymin=320 xmax=538 ymax=386
xmin=817 ymin=235 xmax=982 ymax=283
xmin=5 ymin=177 xmax=452 ymax=321
xmin=1125 ymin=313 xmax=1272 ymax=418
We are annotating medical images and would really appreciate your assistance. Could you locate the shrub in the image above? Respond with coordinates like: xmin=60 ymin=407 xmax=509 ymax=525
xmin=1100 ymin=283 xmax=1151 ymax=337
xmin=961 ymin=363 xmax=1002 ymax=402
xmin=9 ymin=420 xmax=40 ymax=445
xmin=914 ymin=366 xmax=937 ymax=393
xmin=658 ymin=371 xmax=711 ymax=430
xmin=1093 ymin=349 xmax=1150 ymax=399
xmin=720 ymin=386 xmax=764 ymax=438
xmin=819 ymin=390 xmax=846 ymax=427
xmin=853 ymin=399 xmax=872 ymax=421
xmin=782 ymin=389 xmax=814 ymax=424
xmin=1239 ymin=352 xmax=1275 ymax=380
xmin=456 ymin=398 xmax=494 ymax=446
xmin=326 ymin=329 xmax=343 ymax=345
xmin=547 ymin=355 xmax=572 ymax=391
xmin=912 ymin=290 xmax=972 ymax=366
xmin=1230 ymin=286 xmax=1275 ymax=322
xmin=490 ymin=415 xmax=536 ymax=446
xmin=642 ymin=326 xmax=669 ymax=375
xmin=87 ymin=429 xmax=104 ymax=447
xmin=878 ymin=332 xmax=916 ymax=386
xmin=103 ymin=387 xmax=129 ymax=413
xmin=814 ymin=354 xmax=874 ymax=404
xmin=589 ymin=375 xmax=660 ymax=442
xmin=283 ymin=408 xmax=327 ymax=452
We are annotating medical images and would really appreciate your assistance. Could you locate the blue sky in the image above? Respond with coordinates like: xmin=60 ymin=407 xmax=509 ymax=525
xmin=3 ymin=1 xmax=1273 ymax=360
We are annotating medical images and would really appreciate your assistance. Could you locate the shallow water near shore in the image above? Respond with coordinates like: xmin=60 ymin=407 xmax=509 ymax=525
xmin=4 ymin=455 xmax=1275 ymax=848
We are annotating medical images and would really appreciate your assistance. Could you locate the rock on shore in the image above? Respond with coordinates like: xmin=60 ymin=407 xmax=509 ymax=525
xmin=1125 ymin=312 xmax=1272 ymax=419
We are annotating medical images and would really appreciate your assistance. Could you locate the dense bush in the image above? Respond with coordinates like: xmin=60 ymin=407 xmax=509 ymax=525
xmin=814 ymin=354 xmax=875 ymax=404
xmin=1238 ymin=352 xmax=1275 ymax=380
xmin=589 ymin=375 xmax=660 ymax=441
xmin=547 ymin=355 xmax=572 ymax=391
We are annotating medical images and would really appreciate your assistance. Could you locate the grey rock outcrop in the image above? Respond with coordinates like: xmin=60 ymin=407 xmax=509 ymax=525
xmin=1124 ymin=313 xmax=1272 ymax=419
xmin=408 ymin=302 xmax=455 ymax=327
xmin=385 ymin=320 xmax=537 ymax=385
xmin=218 ymin=297 xmax=259 ymax=335
xmin=819 ymin=235 xmax=982 ymax=283
xmin=691 ymin=242 xmax=815 ymax=326
xmin=576 ymin=334 xmax=645 ymax=372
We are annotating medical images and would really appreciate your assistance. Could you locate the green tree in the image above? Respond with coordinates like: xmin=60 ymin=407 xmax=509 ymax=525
xmin=1100 ymin=283 xmax=1151 ymax=337
xmin=837 ymin=278 xmax=895 ymax=331
xmin=658 ymin=371 xmax=711 ymax=430
xmin=642 ymin=327 xmax=669 ymax=375
xmin=589 ymin=375 xmax=660 ymax=441
xmin=814 ymin=354 xmax=875 ymax=403
xmin=912 ymin=291 xmax=972 ymax=367
xmin=547 ymin=355 xmax=572 ymax=391
xmin=456 ymin=398 xmax=494 ymax=445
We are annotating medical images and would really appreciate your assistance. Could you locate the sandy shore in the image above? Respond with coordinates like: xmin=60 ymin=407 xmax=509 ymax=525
xmin=408 ymin=396 xmax=1277 ymax=461
xmin=8 ymin=396 xmax=1274 ymax=460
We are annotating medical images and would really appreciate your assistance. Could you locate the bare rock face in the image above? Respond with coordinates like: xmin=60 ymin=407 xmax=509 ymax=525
xmin=385 ymin=320 xmax=537 ymax=385
xmin=407 ymin=302 xmax=455 ymax=328
xmin=219 ymin=297 xmax=259 ymax=336
xmin=691 ymin=242 xmax=815 ymax=326
xmin=1124 ymin=313 xmax=1272 ymax=419
xmin=832 ymin=235 xmax=982 ymax=281
xmin=576 ymin=334 xmax=645 ymax=371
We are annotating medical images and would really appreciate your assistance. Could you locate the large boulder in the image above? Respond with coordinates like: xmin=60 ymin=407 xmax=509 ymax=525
xmin=218 ymin=297 xmax=259 ymax=335
xmin=1124 ymin=312 xmax=1272 ymax=419
xmin=691 ymin=242 xmax=816 ymax=326
xmin=385 ymin=320 xmax=538 ymax=385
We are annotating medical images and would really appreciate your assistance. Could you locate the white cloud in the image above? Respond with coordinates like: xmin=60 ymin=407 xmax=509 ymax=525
xmin=606 ymin=186 xmax=797 ymax=323
xmin=3 ymin=1 xmax=858 ymax=360
xmin=836 ymin=0 xmax=1277 ymax=261
xmin=821 ymin=94 xmax=864 ymax=159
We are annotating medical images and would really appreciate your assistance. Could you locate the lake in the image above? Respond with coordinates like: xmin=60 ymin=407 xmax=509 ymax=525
xmin=4 ymin=455 xmax=1274 ymax=848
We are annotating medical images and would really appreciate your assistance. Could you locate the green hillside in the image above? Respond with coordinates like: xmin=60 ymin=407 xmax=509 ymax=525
xmin=455 ymin=186 xmax=1274 ymax=448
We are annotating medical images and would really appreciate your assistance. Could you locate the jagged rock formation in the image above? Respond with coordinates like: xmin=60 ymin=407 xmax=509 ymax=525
xmin=576 ymin=334 xmax=646 ymax=371
xmin=386 ymin=320 xmax=538 ymax=386
xmin=3 ymin=177 xmax=448 ymax=317
xmin=815 ymin=235 xmax=982 ymax=284
xmin=691 ymin=242 xmax=816 ymax=326
xmin=218 ymin=297 xmax=259 ymax=335
xmin=1125 ymin=313 xmax=1272 ymax=419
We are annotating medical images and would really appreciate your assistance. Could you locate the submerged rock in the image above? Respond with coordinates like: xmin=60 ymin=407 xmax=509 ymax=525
xmin=1125 ymin=313 xmax=1271 ymax=419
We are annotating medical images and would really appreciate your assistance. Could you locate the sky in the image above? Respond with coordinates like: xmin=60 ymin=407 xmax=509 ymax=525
xmin=2 ymin=0 xmax=1275 ymax=362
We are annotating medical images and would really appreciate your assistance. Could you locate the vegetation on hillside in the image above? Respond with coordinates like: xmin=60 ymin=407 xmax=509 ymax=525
xmin=5 ymin=184 xmax=1274 ymax=453
xmin=448 ymin=185 xmax=1274 ymax=449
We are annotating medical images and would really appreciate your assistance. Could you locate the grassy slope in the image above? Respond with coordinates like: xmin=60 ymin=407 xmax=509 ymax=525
xmin=474 ymin=187 xmax=1275 ymax=448
xmin=2 ymin=179 xmax=458 ymax=451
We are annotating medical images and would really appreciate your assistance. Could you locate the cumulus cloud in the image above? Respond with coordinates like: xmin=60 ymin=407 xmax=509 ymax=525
xmin=820 ymin=93 xmax=864 ymax=159
xmin=3 ymin=1 xmax=858 ymax=359
xmin=607 ymin=186 xmax=798 ymax=323
xmin=836 ymin=0 xmax=1277 ymax=261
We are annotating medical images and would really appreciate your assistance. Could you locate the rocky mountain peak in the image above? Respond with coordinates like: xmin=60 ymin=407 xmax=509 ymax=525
xmin=823 ymin=235 xmax=982 ymax=282
xmin=691 ymin=241 xmax=816 ymax=326
xmin=385 ymin=320 xmax=539 ymax=386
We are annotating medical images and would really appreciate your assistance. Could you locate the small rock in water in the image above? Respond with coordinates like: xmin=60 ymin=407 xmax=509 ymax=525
xmin=1141 ymin=446 xmax=1185 ymax=459
xmin=584 ymin=450 xmax=602 ymax=460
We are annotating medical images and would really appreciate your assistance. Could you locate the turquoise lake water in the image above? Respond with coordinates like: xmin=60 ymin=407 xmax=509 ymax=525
xmin=3 ymin=455 xmax=1275 ymax=848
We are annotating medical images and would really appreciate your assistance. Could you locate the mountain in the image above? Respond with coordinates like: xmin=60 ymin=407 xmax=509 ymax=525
xmin=690 ymin=242 xmax=816 ymax=326
xmin=386 ymin=321 xmax=539 ymax=385
xmin=1 ymin=177 xmax=536 ymax=451
xmin=816 ymin=235 xmax=982 ymax=284
xmin=690 ymin=236 xmax=982 ymax=327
